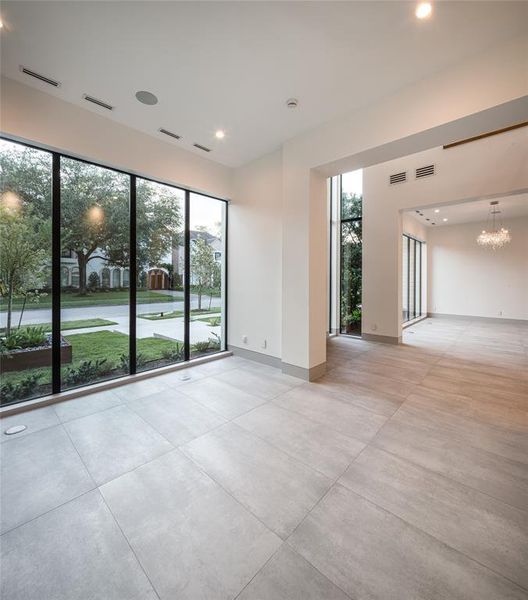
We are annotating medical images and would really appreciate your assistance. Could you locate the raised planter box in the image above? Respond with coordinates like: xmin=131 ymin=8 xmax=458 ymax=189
xmin=1 ymin=336 xmax=72 ymax=373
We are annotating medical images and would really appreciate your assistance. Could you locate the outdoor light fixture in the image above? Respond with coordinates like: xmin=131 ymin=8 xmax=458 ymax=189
xmin=415 ymin=2 xmax=432 ymax=19
xmin=477 ymin=201 xmax=511 ymax=250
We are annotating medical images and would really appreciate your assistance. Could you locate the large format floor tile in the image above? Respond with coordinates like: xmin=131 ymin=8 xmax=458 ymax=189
xmin=372 ymin=405 xmax=528 ymax=510
xmin=128 ymin=388 xmax=226 ymax=446
xmin=235 ymin=403 xmax=365 ymax=478
xmin=182 ymin=422 xmax=332 ymax=538
xmin=289 ymin=484 xmax=527 ymax=600
xmin=0 ymin=490 xmax=156 ymax=600
xmin=53 ymin=389 xmax=122 ymax=423
xmin=237 ymin=545 xmax=350 ymax=600
xmin=179 ymin=376 xmax=265 ymax=419
xmin=1 ymin=405 xmax=59 ymax=443
xmin=339 ymin=446 xmax=528 ymax=589
xmin=274 ymin=384 xmax=388 ymax=443
xmin=101 ymin=450 xmax=281 ymax=600
xmin=215 ymin=366 xmax=300 ymax=400
xmin=1 ymin=426 xmax=94 ymax=533
xmin=64 ymin=405 xmax=173 ymax=484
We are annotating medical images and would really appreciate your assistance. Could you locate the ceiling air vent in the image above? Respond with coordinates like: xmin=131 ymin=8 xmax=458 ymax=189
xmin=159 ymin=128 xmax=181 ymax=140
xmin=416 ymin=164 xmax=435 ymax=179
xmin=389 ymin=171 xmax=407 ymax=185
xmin=83 ymin=95 xmax=113 ymax=111
xmin=19 ymin=66 xmax=60 ymax=87
xmin=193 ymin=143 xmax=211 ymax=153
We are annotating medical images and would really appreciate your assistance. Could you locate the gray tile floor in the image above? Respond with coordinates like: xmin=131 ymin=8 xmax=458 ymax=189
xmin=1 ymin=318 xmax=527 ymax=599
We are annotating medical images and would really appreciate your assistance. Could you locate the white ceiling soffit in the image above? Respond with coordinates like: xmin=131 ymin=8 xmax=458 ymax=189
xmin=409 ymin=192 xmax=528 ymax=227
xmin=1 ymin=1 xmax=527 ymax=167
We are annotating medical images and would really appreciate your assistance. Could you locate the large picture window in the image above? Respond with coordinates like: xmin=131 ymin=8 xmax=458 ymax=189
xmin=402 ymin=234 xmax=424 ymax=323
xmin=0 ymin=137 xmax=227 ymax=406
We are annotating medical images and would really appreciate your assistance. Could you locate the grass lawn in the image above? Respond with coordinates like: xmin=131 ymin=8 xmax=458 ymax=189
xmin=196 ymin=316 xmax=221 ymax=326
xmin=1 ymin=330 xmax=183 ymax=387
xmin=1 ymin=318 xmax=118 ymax=334
xmin=1 ymin=290 xmax=181 ymax=311
xmin=139 ymin=308 xmax=219 ymax=321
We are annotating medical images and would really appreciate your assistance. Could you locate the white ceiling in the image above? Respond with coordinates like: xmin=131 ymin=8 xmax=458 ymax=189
xmin=1 ymin=1 xmax=526 ymax=167
xmin=408 ymin=192 xmax=528 ymax=227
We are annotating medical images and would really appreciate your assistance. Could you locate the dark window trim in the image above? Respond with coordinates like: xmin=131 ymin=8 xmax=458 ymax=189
xmin=0 ymin=134 xmax=228 ymax=406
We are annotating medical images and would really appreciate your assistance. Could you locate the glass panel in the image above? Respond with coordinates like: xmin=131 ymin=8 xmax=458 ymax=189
xmin=409 ymin=238 xmax=416 ymax=319
xmin=60 ymin=157 xmax=130 ymax=390
xmin=402 ymin=236 xmax=409 ymax=322
xmin=415 ymin=241 xmax=421 ymax=317
xmin=189 ymin=193 xmax=225 ymax=358
xmin=136 ymin=178 xmax=185 ymax=371
xmin=0 ymin=140 xmax=53 ymax=405
xmin=339 ymin=169 xmax=362 ymax=336
xmin=340 ymin=219 xmax=362 ymax=334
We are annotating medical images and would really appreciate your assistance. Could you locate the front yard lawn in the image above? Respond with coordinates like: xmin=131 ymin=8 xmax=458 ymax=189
xmin=1 ymin=318 xmax=118 ymax=334
xmin=0 ymin=290 xmax=181 ymax=311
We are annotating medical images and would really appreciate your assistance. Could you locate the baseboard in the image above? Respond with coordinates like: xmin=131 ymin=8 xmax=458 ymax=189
xmin=281 ymin=361 xmax=327 ymax=382
xmin=428 ymin=312 xmax=527 ymax=325
xmin=228 ymin=345 xmax=282 ymax=368
xmin=361 ymin=332 xmax=401 ymax=345
xmin=228 ymin=345 xmax=326 ymax=381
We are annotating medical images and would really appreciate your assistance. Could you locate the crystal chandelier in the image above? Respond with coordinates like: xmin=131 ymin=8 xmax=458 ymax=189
xmin=476 ymin=201 xmax=511 ymax=250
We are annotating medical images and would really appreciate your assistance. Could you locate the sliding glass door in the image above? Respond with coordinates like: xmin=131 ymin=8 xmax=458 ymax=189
xmin=0 ymin=136 xmax=227 ymax=407
xmin=402 ymin=234 xmax=424 ymax=323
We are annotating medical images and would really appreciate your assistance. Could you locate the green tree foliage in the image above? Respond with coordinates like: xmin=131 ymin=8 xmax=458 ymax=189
xmin=0 ymin=204 xmax=48 ymax=335
xmin=1 ymin=145 xmax=182 ymax=297
xmin=340 ymin=193 xmax=362 ymax=331
xmin=191 ymin=236 xmax=216 ymax=310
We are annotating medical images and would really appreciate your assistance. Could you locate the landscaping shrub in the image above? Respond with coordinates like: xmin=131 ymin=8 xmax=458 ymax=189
xmin=0 ymin=326 xmax=47 ymax=352
xmin=88 ymin=271 xmax=100 ymax=290
xmin=118 ymin=353 xmax=147 ymax=371
xmin=161 ymin=342 xmax=184 ymax=362
xmin=192 ymin=340 xmax=210 ymax=353
xmin=1 ymin=374 xmax=40 ymax=404
xmin=64 ymin=359 xmax=109 ymax=386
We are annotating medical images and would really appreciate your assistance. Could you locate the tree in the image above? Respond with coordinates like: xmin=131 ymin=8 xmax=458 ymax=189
xmin=0 ymin=204 xmax=48 ymax=335
xmin=340 ymin=193 xmax=362 ymax=331
xmin=191 ymin=236 xmax=215 ymax=310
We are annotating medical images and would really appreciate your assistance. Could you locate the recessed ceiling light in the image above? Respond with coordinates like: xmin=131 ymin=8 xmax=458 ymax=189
xmin=215 ymin=130 xmax=225 ymax=140
xmin=286 ymin=98 xmax=299 ymax=109
xmin=415 ymin=2 xmax=432 ymax=19
xmin=443 ymin=218 xmax=448 ymax=222
xmin=135 ymin=90 xmax=158 ymax=105
xmin=434 ymin=209 xmax=440 ymax=213
xmin=0 ymin=20 xmax=3 ymax=29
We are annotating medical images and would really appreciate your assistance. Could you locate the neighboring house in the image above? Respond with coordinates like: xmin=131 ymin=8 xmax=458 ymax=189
xmin=59 ymin=230 xmax=221 ymax=290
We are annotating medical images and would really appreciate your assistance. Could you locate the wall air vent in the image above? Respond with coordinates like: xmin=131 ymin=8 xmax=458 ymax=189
xmin=159 ymin=128 xmax=181 ymax=140
xmin=19 ymin=66 xmax=60 ymax=87
xmin=416 ymin=164 xmax=435 ymax=179
xmin=389 ymin=171 xmax=407 ymax=185
xmin=193 ymin=143 xmax=211 ymax=153
xmin=83 ymin=95 xmax=114 ymax=111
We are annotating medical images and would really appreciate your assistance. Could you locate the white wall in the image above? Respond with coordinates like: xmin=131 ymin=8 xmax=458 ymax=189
xmin=362 ymin=125 xmax=528 ymax=340
xmin=427 ymin=216 xmax=528 ymax=321
xmin=402 ymin=214 xmax=427 ymax=242
xmin=230 ymin=149 xmax=283 ymax=358
xmin=280 ymin=35 xmax=527 ymax=368
xmin=0 ymin=76 xmax=232 ymax=199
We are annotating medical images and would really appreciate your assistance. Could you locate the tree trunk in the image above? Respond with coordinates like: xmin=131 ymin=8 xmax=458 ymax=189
xmin=77 ymin=253 xmax=88 ymax=295
xmin=197 ymin=286 xmax=202 ymax=310
xmin=17 ymin=294 xmax=27 ymax=329
xmin=6 ymin=279 xmax=14 ymax=336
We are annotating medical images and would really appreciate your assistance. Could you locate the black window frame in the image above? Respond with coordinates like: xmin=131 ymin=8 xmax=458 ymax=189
xmin=0 ymin=134 xmax=228 ymax=405
xmin=402 ymin=233 xmax=424 ymax=324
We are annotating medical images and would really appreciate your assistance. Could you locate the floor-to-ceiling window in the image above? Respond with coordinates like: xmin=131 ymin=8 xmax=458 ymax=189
xmin=339 ymin=170 xmax=363 ymax=336
xmin=136 ymin=178 xmax=185 ymax=372
xmin=0 ymin=136 xmax=227 ymax=407
xmin=402 ymin=234 xmax=424 ymax=323
xmin=189 ymin=193 xmax=226 ymax=358
xmin=0 ymin=139 xmax=53 ymax=403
